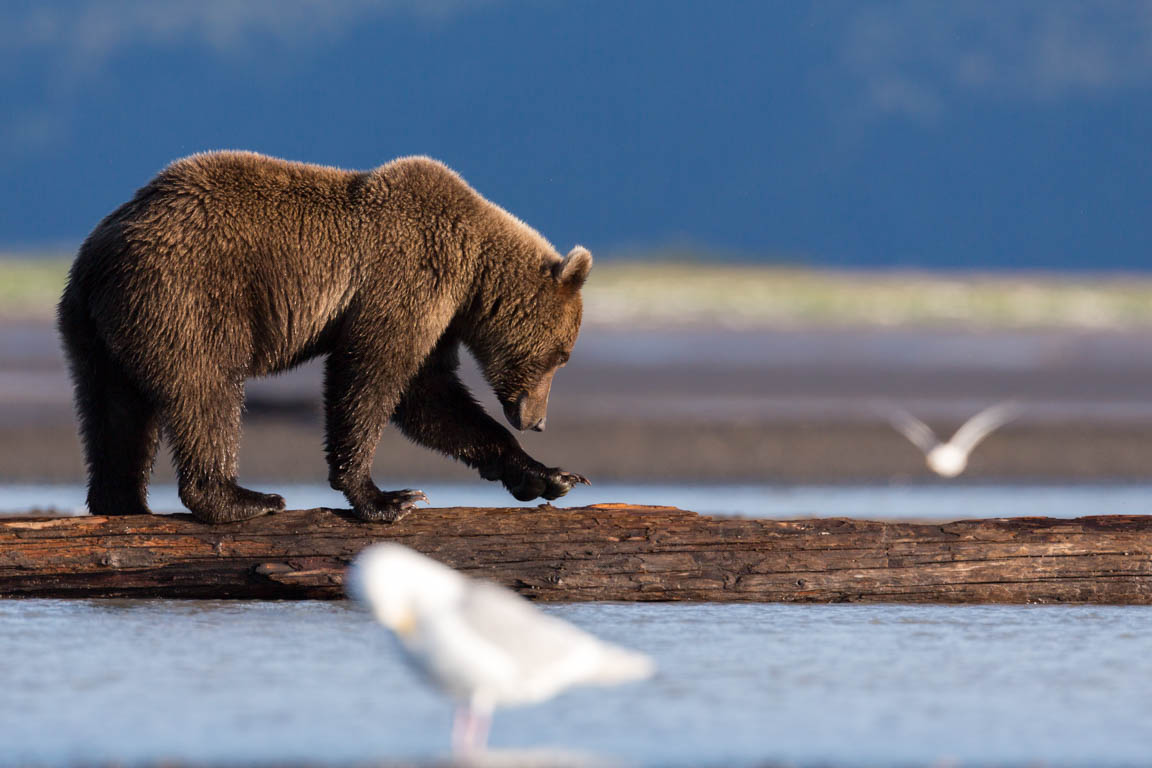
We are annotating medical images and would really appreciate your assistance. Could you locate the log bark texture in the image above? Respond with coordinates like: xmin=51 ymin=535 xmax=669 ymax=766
xmin=2 ymin=505 xmax=1152 ymax=603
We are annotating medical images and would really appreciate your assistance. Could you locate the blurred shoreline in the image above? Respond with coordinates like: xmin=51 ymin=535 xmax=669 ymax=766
xmin=4 ymin=309 xmax=1152 ymax=484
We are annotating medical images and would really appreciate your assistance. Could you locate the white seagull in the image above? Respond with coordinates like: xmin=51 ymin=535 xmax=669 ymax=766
xmin=345 ymin=543 xmax=655 ymax=755
xmin=881 ymin=401 xmax=1020 ymax=478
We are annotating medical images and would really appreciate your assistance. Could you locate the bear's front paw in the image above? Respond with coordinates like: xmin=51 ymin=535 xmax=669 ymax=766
xmin=495 ymin=461 xmax=591 ymax=502
xmin=353 ymin=489 xmax=429 ymax=523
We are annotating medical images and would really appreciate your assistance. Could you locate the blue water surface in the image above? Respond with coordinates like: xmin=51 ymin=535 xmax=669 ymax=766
xmin=1 ymin=600 xmax=1151 ymax=767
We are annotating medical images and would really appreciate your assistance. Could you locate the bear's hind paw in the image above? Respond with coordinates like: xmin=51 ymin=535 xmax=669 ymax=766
xmin=188 ymin=485 xmax=285 ymax=524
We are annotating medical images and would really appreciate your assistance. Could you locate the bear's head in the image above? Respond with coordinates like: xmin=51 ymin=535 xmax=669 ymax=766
xmin=468 ymin=245 xmax=592 ymax=433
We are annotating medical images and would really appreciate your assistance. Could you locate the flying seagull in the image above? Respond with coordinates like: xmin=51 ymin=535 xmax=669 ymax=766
xmin=345 ymin=543 xmax=655 ymax=755
xmin=880 ymin=401 xmax=1020 ymax=478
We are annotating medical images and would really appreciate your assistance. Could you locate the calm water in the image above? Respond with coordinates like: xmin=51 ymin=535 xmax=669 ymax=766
xmin=4 ymin=484 xmax=1152 ymax=766
xmin=2 ymin=601 xmax=1152 ymax=767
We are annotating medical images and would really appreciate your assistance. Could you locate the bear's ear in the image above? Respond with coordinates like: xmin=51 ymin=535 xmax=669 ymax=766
xmin=552 ymin=246 xmax=593 ymax=289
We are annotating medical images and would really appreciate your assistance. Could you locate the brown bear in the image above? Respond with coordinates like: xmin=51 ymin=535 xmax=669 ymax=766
xmin=58 ymin=151 xmax=591 ymax=524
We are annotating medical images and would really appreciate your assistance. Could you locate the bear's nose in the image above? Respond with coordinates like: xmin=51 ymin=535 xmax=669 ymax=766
xmin=531 ymin=417 xmax=546 ymax=432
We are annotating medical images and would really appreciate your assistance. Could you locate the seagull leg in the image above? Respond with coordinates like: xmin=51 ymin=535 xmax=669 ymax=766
xmin=451 ymin=698 xmax=493 ymax=756
xmin=471 ymin=700 xmax=493 ymax=752
xmin=451 ymin=703 xmax=473 ymax=756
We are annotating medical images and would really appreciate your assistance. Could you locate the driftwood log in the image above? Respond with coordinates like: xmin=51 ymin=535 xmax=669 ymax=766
xmin=2 ymin=505 xmax=1152 ymax=603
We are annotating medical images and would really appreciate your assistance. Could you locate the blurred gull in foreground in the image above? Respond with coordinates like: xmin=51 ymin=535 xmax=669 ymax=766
xmin=345 ymin=543 xmax=655 ymax=755
xmin=881 ymin=401 xmax=1020 ymax=478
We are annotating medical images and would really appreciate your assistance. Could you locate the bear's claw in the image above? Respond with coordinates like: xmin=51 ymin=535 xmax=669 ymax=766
xmin=498 ymin=462 xmax=590 ymax=502
xmin=540 ymin=470 xmax=591 ymax=500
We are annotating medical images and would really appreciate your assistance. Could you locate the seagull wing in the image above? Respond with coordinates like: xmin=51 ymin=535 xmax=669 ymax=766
xmin=348 ymin=543 xmax=653 ymax=708
xmin=452 ymin=580 xmax=653 ymax=705
xmin=948 ymin=401 xmax=1020 ymax=454
xmin=877 ymin=402 xmax=939 ymax=454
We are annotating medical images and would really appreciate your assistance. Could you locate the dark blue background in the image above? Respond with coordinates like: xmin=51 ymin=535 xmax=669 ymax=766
xmin=2 ymin=1 xmax=1150 ymax=270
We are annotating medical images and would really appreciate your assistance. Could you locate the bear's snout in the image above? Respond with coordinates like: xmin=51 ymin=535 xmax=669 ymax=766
xmin=503 ymin=395 xmax=547 ymax=432
xmin=504 ymin=372 xmax=555 ymax=432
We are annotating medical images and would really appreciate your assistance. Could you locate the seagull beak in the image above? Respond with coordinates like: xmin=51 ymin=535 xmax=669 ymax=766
xmin=388 ymin=610 xmax=417 ymax=638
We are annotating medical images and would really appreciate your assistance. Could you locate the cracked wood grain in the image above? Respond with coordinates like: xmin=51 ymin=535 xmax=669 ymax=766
xmin=1 ymin=505 xmax=1151 ymax=603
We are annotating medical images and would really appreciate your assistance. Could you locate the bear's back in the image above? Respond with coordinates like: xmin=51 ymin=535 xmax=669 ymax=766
xmin=154 ymin=151 xmax=360 ymax=211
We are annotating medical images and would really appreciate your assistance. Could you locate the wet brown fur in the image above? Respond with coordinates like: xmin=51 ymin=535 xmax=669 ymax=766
xmin=58 ymin=151 xmax=592 ymax=523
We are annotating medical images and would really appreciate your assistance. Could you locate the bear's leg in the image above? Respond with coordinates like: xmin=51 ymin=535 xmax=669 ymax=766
xmin=323 ymin=352 xmax=428 ymax=523
xmin=163 ymin=377 xmax=285 ymax=524
xmin=59 ymin=302 xmax=159 ymax=516
xmin=392 ymin=345 xmax=589 ymax=502
xmin=73 ymin=357 xmax=160 ymax=516
xmin=83 ymin=375 xmax=160 ymax=517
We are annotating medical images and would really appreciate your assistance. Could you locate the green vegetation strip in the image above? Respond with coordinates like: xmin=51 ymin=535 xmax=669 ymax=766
xmin=0 ymin=257 xmax=69 ymax=319
xmin=5 ymin=256 xmax=1152 ymax=330
xmin=588 ymin=263 xmax=1152 ymax=330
